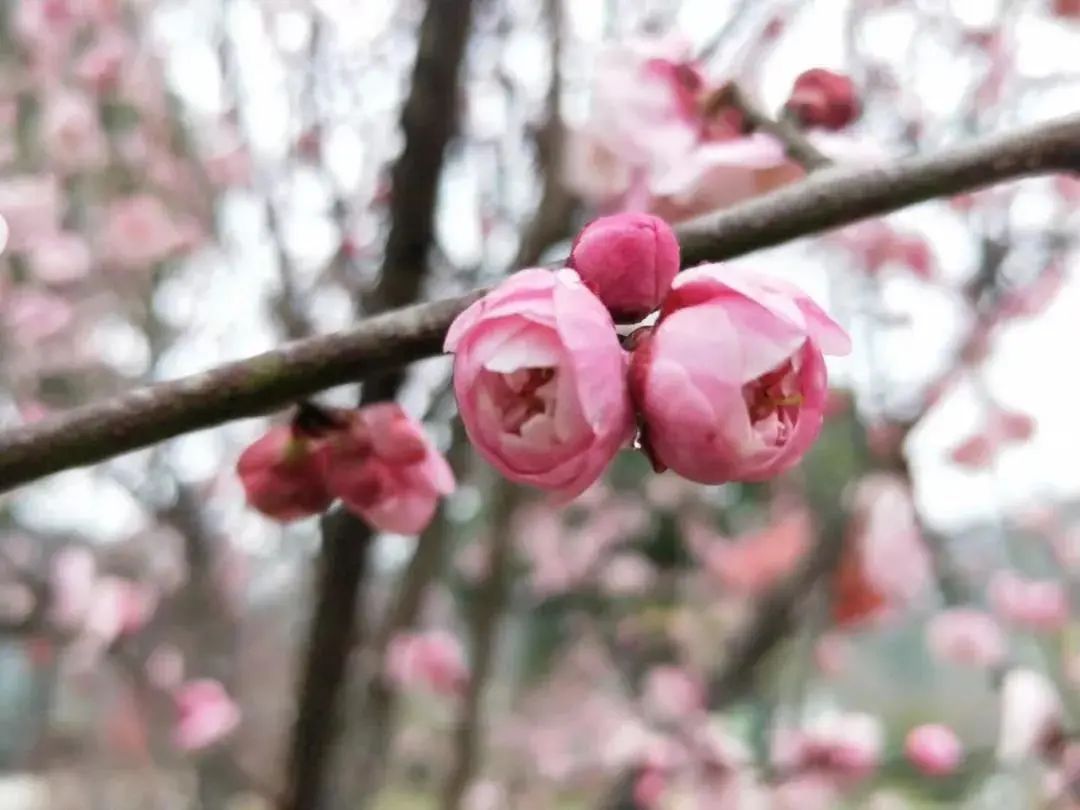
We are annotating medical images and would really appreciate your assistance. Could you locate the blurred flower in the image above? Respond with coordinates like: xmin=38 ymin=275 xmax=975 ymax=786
xmin=48 ymin=546 xmax=96 ymax=630
xmin=830 ymin=221 xmax=934 ymax=279
xmin=384 ymin=630 xmax=468 ymax=697
xmin=321 ymin=403 xmax=455 ymax=534
xmin=173 ymin=679 xmax=241 ymax=751
xmin=949 ymin=433 xmax=996 ymax=469
xmin=101 ymin=194 xmax=190 ymax=270
xmin=813 ymin=633 xmax=852 ymax=678
xmin=640 ymin=665 xmax=704 ymax=724
xmin=998 ymin=669 xmax=1063 ymax=763
xmin=236 ymin=425 xmax=334 ymax=523
xmin=74 ymin=29 xmax=128 ymax=93
xmin=445 ymin=268 xmax=633 ymax=499
xmin=926 ymin=608 xmax=1007 ymax=669
xmin=568 ymin=213 xmax=680 ymax=321
xmin=630 ymin=265 xmax=850 ymax=483
xmin=2 ymin=289 xmax=75 ymax=344
xmin=598 ymin=554 xmax=656 ymax=598
xmin=26 ymin=231 xmax=92 ymax=284
xmin=146 ymin=644 xmax=185 ymax=690
xmin=905 ymin=724 xmax=964 ymax=776
xmin=785 ymin=69 xmax=860 ymax=130
xmin=1053 ymin=0 xmax=1080 ymax=22
xmin=41 ymin=91 xmax=108 ymax=172
xmin=773 ymin=711 xmax=883 ymax=782
xmin=988 ymin=570 xmax=1069 ymax=632
xmin=686 ymin=509 xmax=810 ymax=595
xmin=0 ymin=174 xmax=61 ymax=251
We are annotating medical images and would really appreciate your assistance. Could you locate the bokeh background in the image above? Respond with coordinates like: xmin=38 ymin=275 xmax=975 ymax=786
xmin=1 ymin=0 xmax=1080 ymax=807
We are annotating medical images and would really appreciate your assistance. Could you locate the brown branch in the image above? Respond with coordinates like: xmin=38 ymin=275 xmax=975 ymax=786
xmin=2 ymin=113 xmax=1080 ymax=494
xmin=281 ymin=2 xmax=476 ymax=809
xmin=719 ymin=82 xmax=832 ymax=171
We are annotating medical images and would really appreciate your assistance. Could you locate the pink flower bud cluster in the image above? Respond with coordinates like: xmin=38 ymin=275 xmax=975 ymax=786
xmin=236 ymin=402 xmax=455 ymax=534
xmin=445 ymin=214 xmax=850 ymax=498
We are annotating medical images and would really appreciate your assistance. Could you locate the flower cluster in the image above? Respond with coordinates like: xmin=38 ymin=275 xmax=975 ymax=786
xmin=236 ymin=402 xmax=455 ymax=534
xmin=445 ymin=213 xmax=850 ymax=498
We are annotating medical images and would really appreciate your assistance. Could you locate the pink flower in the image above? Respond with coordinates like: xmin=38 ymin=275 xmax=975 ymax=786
xmin=42 ymin=91 xmax=108 ymax=172
xmin=989 ymin=408 xmax=1036 ymax=443
xmin=173 ymin=679 xmax=241 ymax=751
xmin=686 ymin=510 xmax=810 ymax=594
xmin=568 ymin=214 xmax=680 ymax=321
xmin=0 ymin=175 xmax=61 ymax=251
xmin=445 ymin=268 xmax=634 ymax=499
xmin=48 ymin=546 xmax=96 ymax=630
xmin=629 ymin=265 xmax=850 ymax=483
xmin=988 ymin=570 xmax=1069 ymax=632
xmin=633 ymin=767 xmax=668 ymax=808
xmin=1054 ymin=0 xmax=1080 ymax=21
xmin=384 ymin=630 xmax=468 ymax=697
xmin=101 ymin=194 xmax=189 ymax=270
xmin=74 ymin=29 xmax=129 ymax=93
xmin=236 ymin=425 xmax=334 ymax=522
xmin=27 ymin=232 xmax=92 ymax=284
xmin=785 ymin=69 xmax=861 ymax=130
xmin=949 ymin=433 xmax=997 ymax=469
xmin=773 ymin=712 xmax=883 ymax=782
xmin=3 ymin=289 xmax=74 ymax=344
xmin=598 ymin=554 xmax=656 ymax=598
xmin=905 ymin=724 xmax=964 ymax=777
xmin=998 ymin=669 xmax=1063 ymax=762
xmin=926 ymin=608 xmax=1007 ymax=669
xmin=321 ymin=403 xmax=455 ymax=534
xmin=640 ymin=665 xmax=704 ymax=724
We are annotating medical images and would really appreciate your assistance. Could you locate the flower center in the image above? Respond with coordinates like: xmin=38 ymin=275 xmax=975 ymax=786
xmin=490 ymin=367 xmax=558 ymax=436
xmin=742 ymin=358 xmax=803 ymax=446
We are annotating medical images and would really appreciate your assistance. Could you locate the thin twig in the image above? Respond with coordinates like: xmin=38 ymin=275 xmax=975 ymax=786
xmin=718 ymin=82 xmax=832 ymax=171
xmin=1 ymin=113 xmax=1080 ymax=493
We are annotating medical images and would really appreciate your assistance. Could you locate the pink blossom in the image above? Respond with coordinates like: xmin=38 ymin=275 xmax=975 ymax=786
xmin=1056 ymin=0 xmax=1080 ymax=21
xmin=850 ymin=475 xmax=931 ymax=606
xmin=598 ymin=554 xmax=656 ymax=598
xmin=3 ymin=289 xmax=74 ymax=344
xmin=640 ymin=665 xmax=704 ymax=724
xmin=998 ymin=669 xmax=1063 ymax=762
xmin=686 ymin=510 xmax=810 ymax=594
xmin=949 ymin=433 xmax=997 ymax=469
xmin=629 ymin=264 xmax=850 ymax=483
xmin=445 ymin=268 xmax=634 ymax=499
xmin=146 ymin=644 xmax=185 ymax=690
xmin=996 ymin=264 xmax=1066 ymax=321
xmin=785 ymin=69 xmax=861 ymax=130
xmin=86 ymin=577 xmax=155 ymax=642
xmin=236 ymin=425 xmax=334 ymax=523
xmin=905 ymin=724 xmax=964 ymax=776
xmin=633 ymin=767 xmax=668 ymax=808
xmin=27 ymin=232 xmax=92 ymax=284
xmin=48 ymin=546 xmax=96 ymax=629
xmin=100 ymin=194 xmax=189 ymax=270
xmin=384 ymin=630 xmax=468 ymax=697
xmin=568 ymin=213 xmax=680 ymax=321
xmin=320 ymin=403 xmax=455 ymax=534
xmin=813 ymin=633 xmax=852 ymax=678
xmin=989 ymin=408 xmax=1036 ymax=443
xmin=0 ymin=175 xmax=61 ymax=251
xmin=773 ymin=712 xmax=883 ymax=782
xmin=74 ymin=30 xmax=129 ymax=93
xmin=926 ymin=608 xmax=1007 ymax=669
xmin=988 ymin=570 xmax=1069 ymax=632
xmin=42 ymin=91 xmax=108 ymax=172
xmin=831 ymin=221 xmax=934 ymax=279
xmin=203 ymin=145 xmax=252 ymax=188
xmin=173 ymin=679 xmax=241 ymax=751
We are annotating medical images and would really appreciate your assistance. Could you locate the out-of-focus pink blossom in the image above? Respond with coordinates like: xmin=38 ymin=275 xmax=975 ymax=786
xmin=640 ymin=665 xmax=704 ymax=724
xmin=629 ymin=264 xmax=850 ymax=483
xmin=905 ymin=724 xmax=964 ymax=776
xmin=850 ymin=475 xmax=931 ymax=607
xmin=686 ymin=510 xmax=810 ymax=594
xmin=773 ymin=712 xmax=883 ymax=782
xmin=173 ymin=679 xmax=241 ymax=751
xmin=1055 ymin=1 xmax=1080 ymax=21
xmin=598 ymin=554 xmax=656 ymax=598
xmin=998 ymin=668 xmax=1064 ymax=763
xmin=813 ymin=633 xmax=851 ymax=678
xmin=42 ymin=91 xmax=108 ymax=172
xmin=27 ymin=232 xmax=92 ymax=284
xmin=203 ymin=145 xmax=252 ymax=188
xmin=633 ymin=767 xmax=668 ymax=808
xmin=989 ymin=408 xmax=1036 ymax=443
xmin=48 ymin=546 xmax=96 ymax=630
xmin=86 ymin=577 xmax=155 ymax=642
xmin=988 ymin=570 xmax=1069 ymax=632
xmin=0 ymin=175 xmax=61 ymax=252
xmin=949 ymin=433 xmax=997 ymax=469
xmin=926 ymin=608 xmax=1007 ymax=669
xmin=75 ymin=29 xmax=129 ymax=93
xmin=384 ymin=630 xmax=468 ymax=697
xmin=785 ymin=69 xmax=860 ymax=130
xmin=2 ymin=289 xmax=75 ymax=344
xmin=568 ymin=213 xmax=680 ymax=321
xmin=236 ymin=425 xmax=334 ymax=522
xmin=445 ymin=268 xmax=634 ymax=499
xmin=830 ymin=221 xmax=935 ymax=279
xmin=996 ymin=264 xmax=1066 ymax=321
xmin=320 ymin=403 xmax=455 ymax=534
xmin=146 ymin=644 xmax=185 ymax=690
xmin=100 ymin=194 xmax=190 ymax=270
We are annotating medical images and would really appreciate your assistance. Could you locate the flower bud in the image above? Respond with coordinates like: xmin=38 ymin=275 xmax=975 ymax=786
xmin=785 ymin=69 xmax=860 ymax=130
xmin=905 ymin=724 xmax=963 ymax=777
xmin=236 ymin=425 xmax=333 ymax=522
xmin=569 ymin=213 xmax=680 ymax=321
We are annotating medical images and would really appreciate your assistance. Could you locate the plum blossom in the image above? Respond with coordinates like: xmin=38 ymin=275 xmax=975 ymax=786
xmin=41 ymin=91 xmax=108 ymax=172
xmin=998 ymin=668 xmax=1063 ymax=763
xmin=0 ymin=175 xmax=61 ymax=251
xmin=384 ymin=630 xmax=468 ymax=697
xmin=785 ymin=68 xmax=860 ymax=130
xmin=926 ymin=608 xmax=1007 ymax=669
xmin=640 ymin=665 xmax=704 ymax=724
xmin=100 ymin=194 xmax=190 ymax=270
xmin=988 ymin=570 xmax=1069 ymax=632
xmin=173 ymin=679 xmax=241 ymax=751
xmin=685 ymin=510 xmax=810 ymax=594
xmin=48 ymin=546 xmax=97 ymax=630
xmin=236 ymin=425 xmax=334 ymax=523
xmin=3 ymin=289 xmax=75 ymax=344
xmin=26 ymin=232 xmax=92 ymax=284
xmin=905 ymin=724 xmax=964 ymax=776
xmin=629 ymin=264 xmax=850 ymax=483
xmin=445 ymin=268 xmax=634 ymax=499
xmin=568 ymin=213 xmax=680 ymax=321
xmin=773 ymin=711 xmax=883 ymax=783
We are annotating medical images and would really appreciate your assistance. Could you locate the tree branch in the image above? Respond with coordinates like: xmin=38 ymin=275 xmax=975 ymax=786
xmin=2 ymin=113 xmax=1079 ymax=494
xmin=718 ymin=82 xmax=832 ymax=171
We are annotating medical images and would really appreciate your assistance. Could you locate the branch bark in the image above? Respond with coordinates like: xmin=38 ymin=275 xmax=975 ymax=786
xmin=2 ymin=112 xmax=1080 ymax=493
xmin=281 ymin=2 xmax=475 ymax=808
